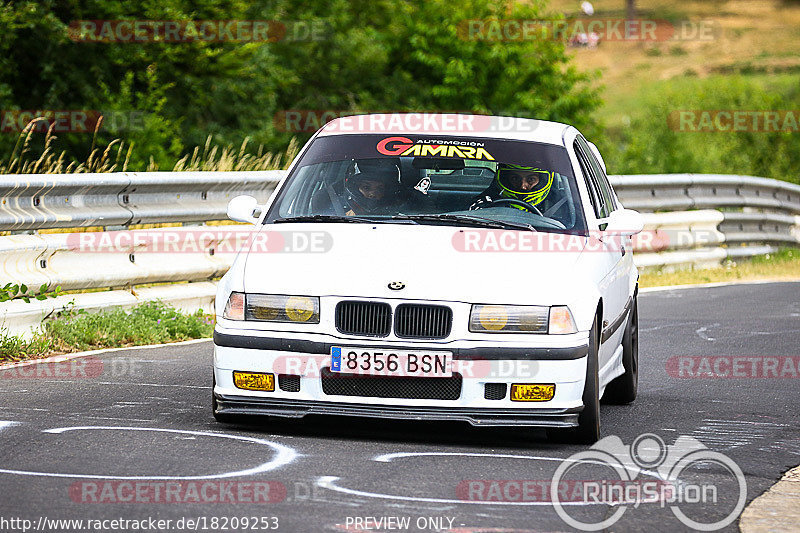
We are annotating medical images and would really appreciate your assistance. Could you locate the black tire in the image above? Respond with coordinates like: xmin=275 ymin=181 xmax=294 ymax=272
xmin=603 ymin=295 xmax=639 ymax=404
xmin=547 ymin=314 xmax=601 ymax=444
xmin=211 ymin=373 xmax=239 ymax=424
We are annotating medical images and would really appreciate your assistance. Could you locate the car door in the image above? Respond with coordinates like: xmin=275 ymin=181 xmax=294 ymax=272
xmin=573 ymin=137 xmax=628 ymax=374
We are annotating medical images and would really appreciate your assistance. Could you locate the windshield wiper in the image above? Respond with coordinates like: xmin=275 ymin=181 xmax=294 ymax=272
xmin=391 ymin=214 xmax=536 ymax=231
xmin=272 ymin=214 xmax=376 ymax=224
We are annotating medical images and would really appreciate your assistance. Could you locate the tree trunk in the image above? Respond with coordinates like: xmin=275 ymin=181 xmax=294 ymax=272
xmin=626 ymin=0 xmax=636 ymax=21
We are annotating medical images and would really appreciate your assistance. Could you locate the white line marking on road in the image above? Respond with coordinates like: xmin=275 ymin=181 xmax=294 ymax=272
xmin=79 ymin=416 xmax=156 ymax=423
xmin=374 ymin=451 xmax=660 ymax=478
xmin=0 ymin=421 xmax=18 ymax=431
xmin=375 ymin=451 xmax=558 ymax=463
xmin=0 ymin=426 xmax=298 ymax=480
xmin=695 ymin=324 xmax=719 ymax=341
xmin=90 ymin=381 xmax=211 ymax=389
xmin=316 ymin=451 xmax=664 ymax=506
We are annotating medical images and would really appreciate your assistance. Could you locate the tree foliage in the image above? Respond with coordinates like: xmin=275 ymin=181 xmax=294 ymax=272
xmin=605 ymin=75 xmax=800 ymax=183
xmin=0 ymin=0 xmax=601 ymax=170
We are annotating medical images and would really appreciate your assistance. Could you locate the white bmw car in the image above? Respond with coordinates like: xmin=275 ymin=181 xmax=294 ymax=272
xmin=213 ymin=114 xmax=643 ymax=443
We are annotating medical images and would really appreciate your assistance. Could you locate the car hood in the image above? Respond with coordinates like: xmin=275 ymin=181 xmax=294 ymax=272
xmin=242 ymin=223 xmax=588 ymax=305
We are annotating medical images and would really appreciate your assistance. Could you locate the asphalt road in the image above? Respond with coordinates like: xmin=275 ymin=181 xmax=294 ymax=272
xmin=1 ymin=281 xmax=798 ymax=532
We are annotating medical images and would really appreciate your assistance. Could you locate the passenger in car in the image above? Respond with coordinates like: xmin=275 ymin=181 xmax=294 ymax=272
xmin=470 ymin=163 xmax=554 ymax=211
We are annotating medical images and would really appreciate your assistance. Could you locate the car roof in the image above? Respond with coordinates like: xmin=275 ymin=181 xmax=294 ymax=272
xmin=317 ymin=113 xmax=572 ymax=147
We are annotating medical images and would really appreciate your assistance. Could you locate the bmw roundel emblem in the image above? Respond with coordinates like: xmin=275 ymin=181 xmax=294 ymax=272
xmin=388 ymin=281 xmax=405 ymax=290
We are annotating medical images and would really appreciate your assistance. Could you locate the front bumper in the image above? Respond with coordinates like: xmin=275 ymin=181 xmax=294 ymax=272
xmin=214 ymin=395 xmax=582 ymax=427
xmin=213 ymin=327 xmax=589 ymax=428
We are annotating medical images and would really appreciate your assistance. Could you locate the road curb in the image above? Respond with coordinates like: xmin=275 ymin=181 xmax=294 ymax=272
xmin=740 ymin=465 xmax=800 ymax=532
xmin=0 ymin=338 xmax=212 ymax=371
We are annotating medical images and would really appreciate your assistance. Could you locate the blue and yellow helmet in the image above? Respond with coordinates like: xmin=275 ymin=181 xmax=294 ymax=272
xmin=496 ymin=164 xmax=553 ymax=206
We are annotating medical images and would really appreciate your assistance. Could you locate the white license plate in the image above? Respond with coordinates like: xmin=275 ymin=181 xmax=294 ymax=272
xmin=330 ymin=347 xmax=452 ymax=377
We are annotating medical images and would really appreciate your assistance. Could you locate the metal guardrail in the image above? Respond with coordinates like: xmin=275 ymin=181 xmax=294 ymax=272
xmin=610 ymin=174 xmax=800 ymax=214
xmin=1 ymin=172 xmax=799 ymax=337
xmin=0 ymin=171 xmax=283 ymax=231
xmin=609 ymin=174 xmax=800 ymax=270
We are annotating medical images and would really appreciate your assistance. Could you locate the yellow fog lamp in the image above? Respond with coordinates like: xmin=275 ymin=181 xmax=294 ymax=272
xmin=510 ymin=383 xmax=555 ymax=402
xmin=233 ymin=371 xmax=275 ymax=392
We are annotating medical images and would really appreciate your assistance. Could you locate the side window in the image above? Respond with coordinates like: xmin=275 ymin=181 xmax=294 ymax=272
xmin=573 ymin=140 xmax=608 ymax=220
xmin=578 ymin=137 xmax=617 ymax=213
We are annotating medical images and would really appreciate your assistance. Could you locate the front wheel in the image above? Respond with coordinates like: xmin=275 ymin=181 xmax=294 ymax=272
xmin=603 ymin=295 xmax=638 ymax=404
xmin=547 ymin=315 xmax=601 ymax=444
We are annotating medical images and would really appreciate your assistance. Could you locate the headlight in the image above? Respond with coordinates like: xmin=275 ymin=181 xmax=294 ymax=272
xmin=469 ymin=305 xmax=548 ymax=333
xmin=548 ymin=306 xmax=578 ymax=334
xmin=246 ymin=294 xmax=320 ymax=323
xmin=223 ymin=292 xmax=245 ymax=320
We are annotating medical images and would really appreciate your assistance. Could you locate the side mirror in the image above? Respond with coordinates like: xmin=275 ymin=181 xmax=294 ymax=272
xmin=605 ymin=208 xmax=643 ymax=236
xmin=227 ymin=195 xmax=262 ymax=224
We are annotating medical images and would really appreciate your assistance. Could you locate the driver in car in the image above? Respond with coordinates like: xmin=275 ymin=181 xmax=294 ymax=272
xmin=343 ymin=162 xmax=403 ymax=216
xmin=470 ymin=163 xmax=553 ymax=211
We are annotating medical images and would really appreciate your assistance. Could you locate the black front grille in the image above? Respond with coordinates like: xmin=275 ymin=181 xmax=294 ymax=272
xmin=278 ymin=374 xmax=301 ymax=392
xmin=394 ymin=304 xmax=452 ymax=339
xmin=320 ymin=368 xmax=462 ymax=400
xmin=335 ymin=301 xmax=392 ymax=337
xmin=484 ymin=383 xmax=507 ymax=400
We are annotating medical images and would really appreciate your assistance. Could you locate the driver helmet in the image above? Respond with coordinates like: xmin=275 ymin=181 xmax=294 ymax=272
xmin=344 ymin=160 xmax=401 ymax=213
xmin=495 ymin=163 xmax=553 ymax=206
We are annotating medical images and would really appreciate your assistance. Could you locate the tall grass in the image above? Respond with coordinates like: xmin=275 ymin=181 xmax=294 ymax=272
xmin=0 ymin=116 xmax=298 ymax=174
xmin=0 ymin=301 xmax=214 ymax=361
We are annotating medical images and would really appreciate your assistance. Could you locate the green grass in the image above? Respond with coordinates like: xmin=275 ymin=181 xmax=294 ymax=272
xmin=0 ymin=118 xmax=298 ymax=174
xmin=0 ymin=301 xmax=214 ymax=362
xmin=640 ymin=248 xmax=800 ymax=287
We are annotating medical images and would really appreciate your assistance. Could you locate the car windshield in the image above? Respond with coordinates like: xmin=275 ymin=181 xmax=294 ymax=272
xmin=264 ymin=134 xmax=587 ymax=234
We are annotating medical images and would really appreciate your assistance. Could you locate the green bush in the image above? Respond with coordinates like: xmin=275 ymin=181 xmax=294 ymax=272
xmin=604 ymin=74 xmax=800 ymax=183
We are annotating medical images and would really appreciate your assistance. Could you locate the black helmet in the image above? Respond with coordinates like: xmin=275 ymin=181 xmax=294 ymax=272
xmin=344 ymin=159 xmax=401 ymax=213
